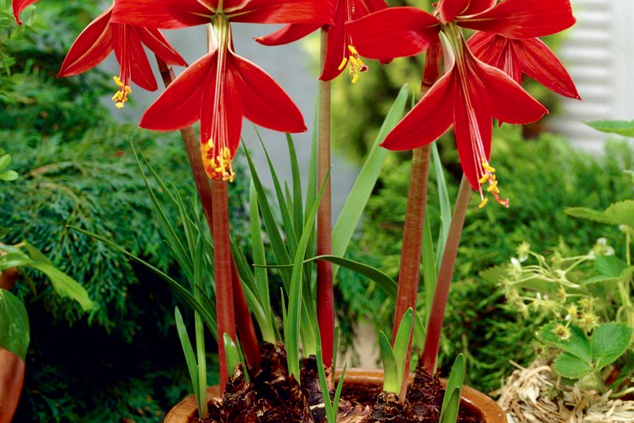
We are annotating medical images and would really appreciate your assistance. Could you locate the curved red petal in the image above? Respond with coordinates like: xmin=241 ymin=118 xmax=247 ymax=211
xmin=227 ymin=0 xmax=335 ymax=25
xmin=137 ymin=27 xmax=188 ymax=67
xmin=353 ymin=0 xmax=388 ymax=18
xmin=381 ymin=72 xmax=454 ymax=151
xmin=112 ymin=25 xmax=157 ymax=92
xmin=320 ymin=3 xmax=348 ymax=81
xmin=458 ymin=0 xmax=576 ymax=39
xmin=200 ymin=56 xmax=243 ymax=179
xmin=452 ymin=68 xmax=493 ymax=190
xmin=58 ymin=6 xmax=114 ymax=77
xmin=12 ymin=0 xmax=40 ymax=24
xmin=346 ymin=7 xmax=440 ymax=61
xmin=255 ymin=23 xmax=321 ymax=46
xmin=514 ymin=38 xmax=580 ymax=99
xmin=230 ymin=53 xmax=306 ymax=133
xmin=111 ymin=0 xmax=214 ymax=29
xmin=140 ymin=52 xmax=216 ymax=131
xmin=422 ymin=37 xmax=442 ymax=92
xmin=437 ymin=0 xmax=470 ymax=23
xmin=475 ymin=56 xmax=548 ymax=125
xmin=468 ymin=32 xmax=522 ymax=85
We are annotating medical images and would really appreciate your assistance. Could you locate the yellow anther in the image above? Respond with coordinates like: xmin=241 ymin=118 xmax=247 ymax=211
xmin=207 ymin=139 xmax=214 ymax=149
xmin=356 ymin=57 xmax=366 ymax=68
xmin=348 ymin=45 xmax=359 ymax=55
xmin=479 ymin=174 xmax=489 ymax=185
xmin=115 ymin=102 xmax=125 ymax=109
xmin=486 ymin=181 xmax=498 ymax=192
xmin=478 ymin=198 xmax=488 ymax=209
xmin=352 ymin=74 xmax=359 ymax=84
xmin=125 ymin=86 xmax=132 ymax=94
xmin=482 ymin=160 xmax=496 ymax=173
xmin=338 ymin=57 xmax=348 ymax=71
xmin=349 ymin=56 xmax=360 ymax=68
xmin=113 ymin=76 xmax=124 ymax=87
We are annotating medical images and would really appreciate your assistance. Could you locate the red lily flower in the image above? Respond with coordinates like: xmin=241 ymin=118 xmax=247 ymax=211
xmin=12 ymin=0 xmax=40 ymax=25
xmin=255 ymin=0 xmax=388 ymax=83
xmin=110 ymin=0 xmax=334 ymax=29
xmin=381 ymin=34 xmax=548 ymax=207
xmin=58 ymin=4 xmax=187 ymax=109
xmin=467 ymin=32 xmax=580 ymax=99
xmin=138 ymin=18 xmax=306 ymax=181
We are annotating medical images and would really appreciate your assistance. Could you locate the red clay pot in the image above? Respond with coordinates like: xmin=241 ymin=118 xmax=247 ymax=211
xmin=0 ymin=348 xmax=25 ymax=423
xmin=164 ymin=368 xmax=506 ymax=423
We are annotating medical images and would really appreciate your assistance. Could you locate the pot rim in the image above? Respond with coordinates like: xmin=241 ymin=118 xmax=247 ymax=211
xmin=164 ymin=368 xmax=507 ymax=423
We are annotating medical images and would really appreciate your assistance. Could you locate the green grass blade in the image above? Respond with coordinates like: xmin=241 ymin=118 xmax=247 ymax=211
xmin=316 ymin=330 xmax=336 ymax=423
xmin=439 ymin=354 xmax=465 ymax=423
xmin=413 ymin=313 xmax=427 ymax=352
xmin=422 ymin=210 xmax=437 ymax=326
xmin=285 ymin=169 xmax=330 ymax=381
xmin=223 ymin=333 xmax=242 ymax=378
xmin=332 ymin=85 xmax=409 ymax=277
xmin=393 ymin=308 xmax=414 ymax=389
xmin=174 ymin=307 xmax=201 ymax=413
xmin=304 ymin=255 xmax=398 ymax=298
xmin=243 ymin=146 xmax=292 ymax=287
xmin=379 ymin=331 xmax=399 ymax=394
xmin=333 ymin=363 xmax=347 ymax=409
xmin=286 ymin=134 xmax=304 ymax=236
xmin=432 ymin=142 xmax=452 ymax=269
xmin=249 ymin=182 xmax=271 ymax=306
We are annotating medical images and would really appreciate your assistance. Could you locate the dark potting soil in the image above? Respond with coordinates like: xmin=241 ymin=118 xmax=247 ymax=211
xmin=190 ymin=343 xmax=483 ymax=423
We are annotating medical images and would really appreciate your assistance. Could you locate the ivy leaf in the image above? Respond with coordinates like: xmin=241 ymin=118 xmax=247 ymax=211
xmin=564 ymin=207 xmax=614 ymax=224
xmin=0 ymin=288 xmax=30 ymax=361
xmin=538 ymin=323 xmax=592 ymax=364
xmin=585 ymin=120 xmax=634 ymax=137
xmin=591 ymin=323 xmax=633 ymax=370
xmin=553 ymin=352 xmax=593 ymax=379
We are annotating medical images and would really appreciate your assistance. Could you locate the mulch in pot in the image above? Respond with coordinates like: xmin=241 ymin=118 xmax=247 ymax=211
xmin=190 ymin=343 xmax=484 ymax=423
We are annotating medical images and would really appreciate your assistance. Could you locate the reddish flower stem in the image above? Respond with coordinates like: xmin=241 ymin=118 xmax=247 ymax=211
xmin=392 ymin=144 xmax=432 ymax=400
xmin=211 ymin=179 xmax=236 ymax=391
xmin=155 ymin=58 xmax=260 ymax=382
xmin=316 ymin=28 xmax=334 ymax=368
xmin=421 ymin=176 xmax=471 ymax=374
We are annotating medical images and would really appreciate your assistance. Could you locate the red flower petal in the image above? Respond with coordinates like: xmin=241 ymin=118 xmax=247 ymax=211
xmin=468 ymin=31 xmax=522 ymax=85
xmin=230 ymin=53 xmax=306 ymax=133
xmin=422 ymin=37 xmax=443 ymax=92
xmin=353 ymin=0 xmax=388 ymax=18
xmin=320 ymin=3 xmax=348 ymax=81
xmin=452 ymin=68 xmax=493 ymax=190
xmin=346 ymin=7 xmax=440 ymax=61
xmin=255 ymin=23 xmax=321 ymax=46
xmin=381 ymin=72 xmax=454 ymax=151
xmin=12 ymin=0 xmax=40 ymax=24
xmin=200 ymin=59 xmax=243 ymax=178
xmin=475 ymin=57 xmax=548 ymax=125
xmin=111 ymin=0 xmax=214 ymax=29
xmin=463 ymin=0 xmax=497 ymax=16
xmin=437 ymin=0 xmax=470 ymax=24
xmin=227 ymin=0 xmax=335 ymax=25
xmin=58 ymin=7 xmax=114 ymax=77
xmin=458 ymin=0 xmax=576 ymax=39
xmin=112 ymin=24 xmax=157 ymax=92
xmin=514 ymin=38 xmax=580 ymax=99
xmin=137 ymin=27 xmax=188 ymax=68
xmin=140 ymin=53 xmax=215 ymax=131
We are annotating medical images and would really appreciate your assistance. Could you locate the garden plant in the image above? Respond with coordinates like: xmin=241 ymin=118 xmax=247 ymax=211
xmin=4 ymin=0 xmax=632 ymax=423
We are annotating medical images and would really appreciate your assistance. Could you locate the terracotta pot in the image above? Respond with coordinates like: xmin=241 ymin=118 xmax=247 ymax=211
xmin=0 ymin=348 xmax=25 ymax=423
xmin=164 ymin=368 xmax=506 ymax=423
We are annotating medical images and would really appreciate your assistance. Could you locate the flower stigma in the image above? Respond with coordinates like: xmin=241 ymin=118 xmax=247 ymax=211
xmin=203 ymin=139 xmax=235 ymax=183
xmin=112 ymin=76 xmax=132 ymax=109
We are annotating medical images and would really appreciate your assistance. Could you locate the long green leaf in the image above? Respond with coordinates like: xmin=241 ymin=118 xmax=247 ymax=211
xmin=286 ymin=134 xmax=304 ymax=236
xmin=29 ymin=262 xmax=94 ymax=311
xmin=332 ymin=85 xmax=409 ymax=277
xmin=379 ymin=331 xmax=399 ymax=394
xmin=243 ymin=146 xmax=293 ymax=287
xmin=174 ymin=307 xmax=201 ymax=412
xmin=285 ymin=170 xmax=330 ymax=381
xmin=393 ymin=308 xmax=414 ymax=389
xmin=439 ymin=354 xmax=465 ymax=423
xmin=224 ymin=333 xmax=242 ymax=378
xmin=422 ymin=210 xmax=437 ymax=326
xmin=432 ymin=142 xmax=452 ymax=268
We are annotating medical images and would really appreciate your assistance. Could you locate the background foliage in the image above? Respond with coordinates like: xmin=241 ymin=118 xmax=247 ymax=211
xmin=0 ymin=1 xmax=244 ymax=421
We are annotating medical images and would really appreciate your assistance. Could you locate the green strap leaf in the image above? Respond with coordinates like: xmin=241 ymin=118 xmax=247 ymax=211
xmin=585 ymin=119 xmax=634 ymax=137
xmin=224 ymin=333 xmax=242 ymax=378
xmin=393 ymin=308 xmax=414 ymax=390
xmin=174 ymin=307 xmax=200 ymax=409
xmin=332 ymin=85 xmax=409 ymax=277
xmin=379 ymin=331 xmax=399 ymax=394
xmin=439 ymin=354 xmax=465 ymax=423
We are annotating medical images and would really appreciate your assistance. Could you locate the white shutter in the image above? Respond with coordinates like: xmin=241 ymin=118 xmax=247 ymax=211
xmin=548 ymin=0 xmax=634 ymax=152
